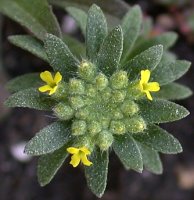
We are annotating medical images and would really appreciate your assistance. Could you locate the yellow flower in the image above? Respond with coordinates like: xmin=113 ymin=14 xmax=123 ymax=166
xmin=139 ymin=69 xmax=160 ymax=100
xmin=67 ymin=147 xmax=93 ymax=167
xmin=39 ymin=71 xmax=62 ymax=95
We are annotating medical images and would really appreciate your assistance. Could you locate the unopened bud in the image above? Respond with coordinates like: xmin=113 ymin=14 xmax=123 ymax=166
xmin=101 ymin=87 xmax=112 ymax=102
xmin=53 ymin=103 xmax=74 ymax=120
xmin=75 ymin=107 xmax=90 ymax=120
xmin=112 ymin=108 xmax=124 ymax=120
xmin=110 ymin=70 xmax=128 ymax=89
xmin=95 ymin=73 xmax=108 ymax=91
xmin=72 ymin=120 xmax=87 ymax=136
xmin=70 ymin=96 xmax=85 ymax=109
xmin=88 ymin=121 xmax=102 ymax=136
xmin=85 ymin=84 xmax=97 ymax=97
xmin=110 ymin=120 xmax=126 ymax=135
xmin=69 ymin=79 xmax=85 ymax=94
xmin=120 ymin=100 xmax=139 ymax=117
xmin=97 ymin=130 xmax=114 ymax=151
xmin=112 ymin=90 xmax=126 ymax=103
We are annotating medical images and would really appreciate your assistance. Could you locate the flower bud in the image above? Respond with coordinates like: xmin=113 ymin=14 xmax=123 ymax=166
xmin=112 ymin=90 xmax=126 ymax=103
xmin=75 ymin=107 xmax=90 ymax=120
xmin=87 ymin=120 xmax=102 ymax=136
xmin=69 ymin=79 xmax=85 ymax=94
xmin=95 ymin=73 xmax=109 ymax=91
xmin=101 ymin=87 xmax=112 ymax=102
xmin=78 ymin=60 xmax=96 ymax=81
xmin=72 ymin=120 xmax=87 ymax=136
xmin=97 ymin=130 xmax=114 ymax=151
xmin=75 ymin=135 xmax=94 ymax=150
xmin=110 ymin=70 xmax=128 ymax=89
xmin=53 ymin=82 xmax=68 ymax=100
xmin=110 ymin=120 xmax=126 ymax=135
xmin=70 ymin=96 xmax=85 ymax=109
xmin=112 ymin=108 xmax=124 ymax=120
xmin=124 ymin=116 xmax=146 ymax=133
xmin=85 ymin=84 xmax=97 ymax=97
xmin=53 ymin=102 xmax=74 ymax=120
xmin=120 ymin=100 xmax=139 ymax=117
xmin=100 ymin=116 xmax=110 ymax=129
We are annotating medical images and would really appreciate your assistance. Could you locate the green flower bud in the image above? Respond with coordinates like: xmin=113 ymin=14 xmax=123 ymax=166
xmin=100 ymin=116 xmax=110 ymax=129
xmin=69 ymin=79 xmax=85 ymax=94
xmin=53 ymin=102 xmax=74 ymax=120
xmin=70 ymin=96 xmax=85 ymax=109
xmin=112 ymin=90 xmax=126 ymax=103
xmin=78 ymin=60 xmax=96 ymax=82
xmin=75 ymin=135 xmax=94 ymax=150
xmin=101 ymin=87 xmax=112 ymax=102
xmin=85 ymin=84 xmax=97 ymax=97
xmin=87 ymin=120 xmax=102 ymax=136
xmin=110 ymin=70 xmax=128 ymax=89
xmin=120 ymin=100 xmax=139 ymax=117
xmin=112 ymin=108 xmax=124 ymax=120
xmin=124 ymin=116 xmax=146 ymax=133
xmin=53 ymin=82 xmax=68 ymax=100
xmin=97 ymin=130 xmax=114 ymax=151
xmin=95 ymin=73 xmax=109 ymax=91
xmin=75 ymin=107 xmax=90 ymax=120
xmin=110 ymin=120 xmax=126 ymax=135
xmin=72 ymin=120 xmax=87 ymax=136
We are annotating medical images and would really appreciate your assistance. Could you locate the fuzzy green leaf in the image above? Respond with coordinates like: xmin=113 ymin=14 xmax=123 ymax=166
xmin=44 ymin=34 xmax=79 ymax=81
xmin=153 ymin=83 xmax=192 ymax=100
xmin=134 ymin=125 xmax=182 ymax=154
xmin=25 ymin=122 xmax=71 ymax=155
xmin=142 ymin=17 xmax=153 ymax=37
xmin=138 ymin=99 xmax=189 ymax=123
xmin=121 ymin=5 xmax=142 ymax=62
xmin=66 ymin=7 xmax=87 ymax=36
xmin=97 ymin=26 xmax=123 ymax=76
xmin=0 ymin=0 xmax=61 ymax=40
xmin=5 ymin=88 xmax=55 ymax=110
xmin=8 ymin=35 xmax=48 ymax=62
xmin=129 ymin=32 xmax=177 ymax=58
xmin=6 ymin=73 xmax=41 ymax=93
xmin=63 ymin=35 xmax=86 ymax=58
xmin=123 ymin=45 xmax=163 ymax=79
xmin=113 ymin=134 xmax=143 ymax=172
xmin=38 ymin=145 xmax=69 ymax=186
xmin=151 ymin=60 xmax=191 ymax=86
xmin=85 ymin=148 xmax=109 ymax=198
xmin=86 ymin=4 xmax=108 ymax=62
xmin=137 ymin=142 xmax=163 ymax=174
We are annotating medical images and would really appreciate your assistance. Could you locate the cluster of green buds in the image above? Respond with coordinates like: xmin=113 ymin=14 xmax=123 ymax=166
xmin=3 ymin=2 xmax=191 ymax=198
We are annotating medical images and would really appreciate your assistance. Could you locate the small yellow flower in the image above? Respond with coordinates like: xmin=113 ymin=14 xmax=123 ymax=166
xmin=139 ymin=69 xmax=160 ymax=100
xmin=39 ymin=71 xmax=62 ymax=95
xmin=67 ymin=147 xmax=93 ymax=167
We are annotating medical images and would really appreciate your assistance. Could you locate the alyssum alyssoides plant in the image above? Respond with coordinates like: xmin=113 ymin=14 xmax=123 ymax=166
xmin=4 ymin=3 xmax=192 ymax=198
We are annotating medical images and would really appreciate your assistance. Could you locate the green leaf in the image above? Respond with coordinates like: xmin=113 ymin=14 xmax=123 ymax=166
xmin=97 ymin=26 xmax=123 ymax=76
xmin=8 ymin=35 xmax=48 ymax=62
xmin=44 ymin=34 xmax=79 ymax=81
xmin=137 ymin=142 xmax=163 ymax=174
xmin=121 ymin=5 xmax=142 ymax=62
xmin=151 ymin=60 xmax=191 ymax=86
xmin=129 ymin=32 xmax=177 ymax=59
xmin=37 ymin=145 xmax=69 ymax=186
xmin=6 ymin=73 xmax=41 ymax=93
xmin=5 ymin=88 xmax=55 ymax=110
xmin=0 ymin=0 xmax=61 ymax=40
xmin=142 ymin=17 xmax=153 ymax=37
xmin=153 ymin=82 xmax=192 ymax=100
xmin=49 ymin=0 xmax=130 ymax=19
xmin=66 ymin=7 xmax=87 ymax=36
xmin=113 ymin=134 xmax=143 ymax=172
xmin=138 ymin=99 xmax=189 ymax=123
xmin=86 ymin=4 xmax=108 ymax=62
xmin=25 ymin=122 xmax=71 ymax=155
xmin=123 ymin=45 xmax=163 ymax=79
xmin=85 ymin=148 xmax=109 ymax=198
xmin=134 ymin=124 xmax=182 ymax=154
xmin=63 ymin=35 xmax=86 ymax=58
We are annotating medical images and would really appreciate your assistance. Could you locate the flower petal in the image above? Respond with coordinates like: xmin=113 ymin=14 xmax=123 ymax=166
xmin=141 ymin=70 xmax=150 ymax=84
xmin=54 ymin=72 xmax=62 ymax=84
xmin=80 ymin=147 xmax=91 ymax=155
xmin=40 ymin=71 xmax=54 ymax=85
xmin=145 ymin=90 xmax=153 ymax=101
xmin=70 ymin=154 xmax=81 ymax=167
xmin=81 ymin=154 xmax=93 ymax=166
xmin=38 ymin=85 xmax=52 ymax=92
xmin=67 ymin=147 xmax=79 ymax=154
xmin=49 ymin=85 xmax=58 ymax=95
xmin=145 ymin=82 xmax=160 ymax=92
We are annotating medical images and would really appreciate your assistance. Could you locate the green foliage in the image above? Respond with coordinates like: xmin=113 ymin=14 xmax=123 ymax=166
xmin=85 ymin=148 xmax=109 ymax=198
xmin=2 ymin=2 xmax=192 ymax=197
xmin=0 ymin=0 xmax=61 ymax=40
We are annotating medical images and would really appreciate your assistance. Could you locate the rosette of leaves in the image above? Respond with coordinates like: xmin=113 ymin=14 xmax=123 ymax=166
xmin=2 ymin=1 xmax=192 ymax=198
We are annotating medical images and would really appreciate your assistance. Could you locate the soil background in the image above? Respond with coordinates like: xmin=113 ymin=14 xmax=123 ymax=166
xmin=0 ymin=1 xmax=194 ymax=200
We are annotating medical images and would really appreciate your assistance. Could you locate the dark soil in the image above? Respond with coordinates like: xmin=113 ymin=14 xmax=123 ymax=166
xmin=0 ymin=1 xmax=194 ymax=200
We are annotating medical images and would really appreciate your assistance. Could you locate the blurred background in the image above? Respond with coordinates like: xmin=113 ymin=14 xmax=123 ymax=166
xmin=0 ymin=0 xmax=194 ymax=199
